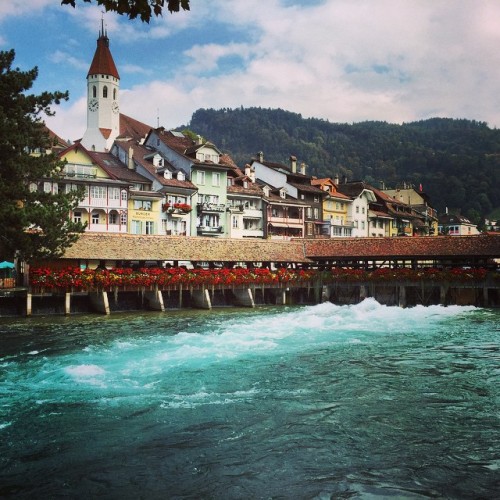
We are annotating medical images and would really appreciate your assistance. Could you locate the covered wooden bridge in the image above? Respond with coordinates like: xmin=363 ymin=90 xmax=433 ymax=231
xmin=52 ymin=233 xmax=500 ymax=270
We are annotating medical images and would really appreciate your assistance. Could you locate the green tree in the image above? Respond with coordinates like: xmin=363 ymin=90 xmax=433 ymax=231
xmin=0 ymin=50 xmax=86 ymax=263
xmin=61 ymin=0 xmax=190 ymax=22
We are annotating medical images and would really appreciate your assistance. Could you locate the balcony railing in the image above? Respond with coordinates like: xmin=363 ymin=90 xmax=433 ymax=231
xmin=197 ymin=203 xmax=226 ymax=213
xmin=197 ymin=225 xmax=224 ymax=234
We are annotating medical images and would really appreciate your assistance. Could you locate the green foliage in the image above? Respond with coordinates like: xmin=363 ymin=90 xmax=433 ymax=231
xmin=186 ymin=108 xmax=500 ymax=218
xmin=61 ymin=0 xmax=190 ymax=22
xmin=0 ymin=50 xmax=86 ymax=263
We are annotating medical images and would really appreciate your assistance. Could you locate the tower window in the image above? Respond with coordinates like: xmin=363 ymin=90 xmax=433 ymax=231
xmin=103 ymin=86 xmax=108 ymax=98
xmin=92 ymin=85 xmax=97 ymax=98
xmin=113 ymin=89 xmax=117 ymax=100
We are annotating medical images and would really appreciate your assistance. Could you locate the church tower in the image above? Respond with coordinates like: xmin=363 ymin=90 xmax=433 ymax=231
xmin=81 ymin=22 xmax=120 ymax=152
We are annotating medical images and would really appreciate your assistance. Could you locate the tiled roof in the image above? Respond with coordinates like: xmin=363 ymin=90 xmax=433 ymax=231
xmin=87 ymin=33 xmax=119 ymax=79
xmin=62 ymin=234 xmax=310 ymax=263
xmin=304 ymin=234 xmax=500 ymax=259
xmin=60 ymin=234 xmax=500 ymax=263
xmin=119 ymin=114 xmax=152 ymax=142
xmin=155 ymin=130 xmax=238 ymax=168
xmin=227 ymin=183 xmax=263 ymax=195
xmin=123 ymin=141 xmax=197 ymax=191
xmin=86 ymin=150 xmax=151 ymax=184
xmin=288 ymin=182 xmax=326 ymax=195
xmin=336 ymin=181 xmax=374 ymax=198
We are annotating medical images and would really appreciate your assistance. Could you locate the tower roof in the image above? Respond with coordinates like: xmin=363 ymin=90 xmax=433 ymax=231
xmin=87 ymin=27 xmax=120 ymax=79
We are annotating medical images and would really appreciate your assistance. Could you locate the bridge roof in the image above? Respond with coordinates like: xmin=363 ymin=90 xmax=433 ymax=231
xmin=304 ymin=234 xmax=500 ymax=260
xmin=59 ymin=234 xmax=500 ymax=265
xmin=61 ymin=234 xmax=310 ymax=263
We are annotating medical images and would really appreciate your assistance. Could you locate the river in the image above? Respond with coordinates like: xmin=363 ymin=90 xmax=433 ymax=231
xmin=1 ymin=299 xmax=499 ymax=498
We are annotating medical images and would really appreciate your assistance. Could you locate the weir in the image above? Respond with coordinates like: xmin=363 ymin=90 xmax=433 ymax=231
xmin=1 ymin=279 xmax=499 ymax=316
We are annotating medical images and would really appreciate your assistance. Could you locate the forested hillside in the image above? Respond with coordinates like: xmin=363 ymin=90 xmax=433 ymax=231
xmin=183 ymin=107 xmax=500 ymax=223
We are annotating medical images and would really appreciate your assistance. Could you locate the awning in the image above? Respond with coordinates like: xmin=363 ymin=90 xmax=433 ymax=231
xmin=0 ymin=261 xmax=14 ymax=269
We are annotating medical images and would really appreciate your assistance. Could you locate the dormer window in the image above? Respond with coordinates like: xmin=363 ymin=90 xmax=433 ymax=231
xmin=280 ymin=189 xmax=286 ymax=199
xmin=263 ymin=185 xmax=270 ymax=196
xmin=152 ymin=154 xmax=163 ymax=167
xmin=177 ymin=171 xmax=185 ymax=181
xmin=164 ymin=170 xmax=172 ymax=180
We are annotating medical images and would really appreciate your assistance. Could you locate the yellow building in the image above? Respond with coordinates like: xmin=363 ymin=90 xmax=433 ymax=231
xmin=58 ymin=143 xmax=160 ymax=234
xmin=312 ymin=178 xmax=353 ymax=237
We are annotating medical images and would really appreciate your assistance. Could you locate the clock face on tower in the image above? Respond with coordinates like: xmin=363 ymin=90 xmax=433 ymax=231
xmin=88 ymin=98 xmax=99 ymax=112
xmin=111 ymin=101 xmax=119 ymax=114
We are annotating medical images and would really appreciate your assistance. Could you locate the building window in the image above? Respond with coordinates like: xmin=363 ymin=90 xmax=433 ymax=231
xmin=90 ymin=186 xmax=106 ymax=199
xmin=103 ymin=86 xmax=108 ymax=98
xmin=133 ymin=200 xmax=152 ymax=210
xmin=120 ymin=212 xmax=127 ymax=225
xmin=361 ymin=221 xmax=365 ymax=230
xmin=356 ymin=206 xmax=359 ymax=213
xmin=121 ymin=190 xmax=127 ymax=201
xmin=232 ymin=216 xmax=238 ymax=229
xmin=212 ymin=172 xmax=220 ymax=187
xmin=145 ymin=221 xmax=154 ymax=234
xmin=197 ymin=171 xmax=205 ymax=185
xmin=362 ymin=207 xmax=365 ymax=214
xmin=73 ymin=211 xmax=82 ymax=223
xmin=131 ymin=220 xmax=141 ymax=234
xmin=109 ymin=188 xmax=120 ymax=200
xmin=109 ymin=212 xmax=118 ymax=224
xmin=313 ymin=208 xmax=319 ymax=219
xmin=91 ymin=211 xmax=100 ymax=224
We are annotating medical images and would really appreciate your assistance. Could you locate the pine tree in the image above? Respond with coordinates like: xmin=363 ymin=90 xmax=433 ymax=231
xmin=0 ymin=49 xmax=86 ymax=263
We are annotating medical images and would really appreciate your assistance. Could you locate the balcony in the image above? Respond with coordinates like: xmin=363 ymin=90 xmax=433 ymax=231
xmin=197 ymin=225 xmax=224 ymax=235
xmin=197 ymin=203 xmax=226 ymax=213
xmin=64 ymin=165 xmax=97 ymax=179
xmin=331 ymin=218 xmax=355 ymax=228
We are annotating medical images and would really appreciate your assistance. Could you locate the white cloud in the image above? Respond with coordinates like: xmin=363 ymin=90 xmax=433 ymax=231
xmin=50 ymin=50 xmax=88 ymax=71
xmin=42 ymin=0 xmax=500 ymax=140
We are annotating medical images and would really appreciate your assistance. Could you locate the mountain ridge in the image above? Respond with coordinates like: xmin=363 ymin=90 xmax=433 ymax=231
xmin=181 ymin=107 xmax=500 ymax=224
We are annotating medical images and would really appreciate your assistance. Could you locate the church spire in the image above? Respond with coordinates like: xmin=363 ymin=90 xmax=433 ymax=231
xmin=81 ymin=22 xmax=121 ymax=152
xmin=87 ymin=21 xmax=119 ymax=80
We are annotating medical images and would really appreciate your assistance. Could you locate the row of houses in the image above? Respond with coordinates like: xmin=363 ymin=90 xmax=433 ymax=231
xmin=42 ymin=123 xmax=449 ymax=240
xmin=39 ymin=26 xmax=477 ymax=241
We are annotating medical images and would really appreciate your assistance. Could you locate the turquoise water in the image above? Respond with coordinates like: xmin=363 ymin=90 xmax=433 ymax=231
xmin=0 ymin=299 xmax=499 ymax=499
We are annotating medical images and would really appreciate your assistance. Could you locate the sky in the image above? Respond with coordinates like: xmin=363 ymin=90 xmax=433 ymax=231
xmin=1 ymin=0 xmax=500 ymax=143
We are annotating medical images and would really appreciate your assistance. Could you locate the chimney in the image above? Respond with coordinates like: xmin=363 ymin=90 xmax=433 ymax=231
xmin=334 ymin=174 xmax=339 ymax=185
xmin=290 ymin=155 xmax=297 ymax=173
xmin=245 ymin=164 xmax=251 ymax=176
xmin=196 ymin=135 xmax=203 ymax=145
xmin=250 ymin=166 xmax=256 ymax=183
xmin=258 ymin=151 xmax=264 ymax=163
xmin=300 ymin=162 xmax=306 ymax=175
xmin=128 ymin=147 xmax=134 ymax=170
